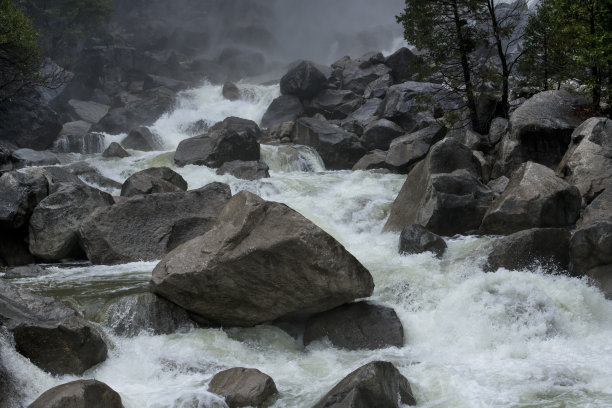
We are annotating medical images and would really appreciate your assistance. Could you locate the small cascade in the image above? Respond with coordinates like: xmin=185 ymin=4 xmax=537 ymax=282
xmin=260 ymin=144 xmax=326 ymax=173
xmin=52 ymin=132 xmax=106 ymax=154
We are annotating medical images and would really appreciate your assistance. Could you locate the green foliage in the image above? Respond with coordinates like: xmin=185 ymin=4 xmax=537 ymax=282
xmin=0 ymin=0 xmax=41 ymax=102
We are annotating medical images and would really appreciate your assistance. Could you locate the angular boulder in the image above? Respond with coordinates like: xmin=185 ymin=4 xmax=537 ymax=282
xmin=362 ymin=119 xmax=404 ymax=151
xmin=303 ymin=302 xmax=404 ymax=350
xmin=260 ymin=95 xmax=304 ymax=129
xmin=28 ymin=380 xmax=123 ymax=408
xmin=578 ymin=182 xmax=612 ymax=227
xmin=29 ymin=184 xmax=114 ymax=261
xmin=210 ymin=116 xmax=263 ymax=142
xmin=174 ymin=129 xmax=260 ymax=168
xmin=557 ymin=117 xmax=612 ymax=202
xmin=305 ymin=89 xmax=363 ymax=120
xmin=121 ymin=167 xmax=187 ymax=197
xmin=313 ymin=361 xmax=416 ymax=408
xmin=334 ymin=57 xmax=391 ymax=96
xmin=150 ymin=191 xmax=374 ymax=326
xmin=67 ymin=99 xmax=110 ymax=124
xmin=103 ymin=142 xmax=130 ymax=158
xmin=0 ymin=281 xmax=107 ymax=375
xmin=208 ymin=367 xmax=278 ymax=408
xmin=216 ymin=160 xmax=270 ymax=180
xmin=280 ymin=60 xmax=328 ymax=100
xmin=292 ymin=117 xmax=365 ymax=170
xmin=385 ymin=47 xmax=420 ymax=83
xmin=399 ymin=224 xmax=447 ymax=258
xmin=121 ymin=126 xmax=163 ymax=152
xmin=480 ymin=162 xmax=582 ymax=235
xmin=484 ymin=228 xmax=571 ymax=272
xmin=352 ymin=150 xmax=392 ymax=172
xmin=79 ymin=182 xmax=231 ymax=264
xmin=385 ymin=125 xmax=446 ymax=173
xmin=0 ymin=98 xmax=62 ymax=150
xmin=341 ymin=98 xmax=383 ymax=136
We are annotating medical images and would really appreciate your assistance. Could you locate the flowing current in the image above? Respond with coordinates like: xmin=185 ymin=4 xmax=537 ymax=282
xmin=2 ymin=82 xmax=612 ymax=408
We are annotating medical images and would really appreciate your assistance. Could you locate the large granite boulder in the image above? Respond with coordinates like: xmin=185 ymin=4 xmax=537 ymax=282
xmin=103 ymin=142 xmax=130 ymax=158
xmin=260 ymin=95 xmax=304 ymax=129
xmin=578 ymin=182 xmax=612 ymax=227
xmin=570 ymin=222 xmax=612 ymax=298
xmin=484 ymin=228 xmax=571 ymax=272
xmin=557 ymin=117 xmax=612 ymax=202
xmin=121 ymin=126 xmax=163 ymax=152
xmin=120 ymin=167 xmax=187 ymax=197
xmin=29 ymin=184 xmax=114 ymax=261
xmin=0 ymin=98 xmax=62 ymax=150
xmin=292 ymin=117 xmax=366 ymax=170
xmin=208 ymin=367 xmax=278 ymax=408
xmin=28 ymin=380 xmax=124 ymax=408
xmin=280 ymin=61 xmax=328 ymax=100
xmin=210 ymin=116 xmax=263 ymax=142
xmin=216 ymin=160 xmax=270 ymax=180
xmin=384 ymin=138 xmax=494 ymax=236
xmin=11 ymin=148 xmax=60 ymax=167
xmin=362 ymin=119 xmax=404 ymax=151
xmin=305 ymin=89 xmax=363 ymax=120
xmin=0 ymin=280 xmax=107 ymax=375
xmin=352 ymin=150 xmax=392 ymax=172
xmin=0 ymin=170 xmax=48 ymax=229
xmin=313 ymin=361 xmax=416 ymax=408
xmin=150 ymin=191 xmax=374 ymax=327
xmin=399 ymin=224 xmax=447 ymax=258
xmin=303 ymin=302 xmax=404 ymax=350
xmin=79 ymin=182 xmax=231 ymax=264
xmin=480 ymin=162 xmax=582 ymax=235
xmin=492 ymin=90 xmax=586 ymax=178
xmin=385 ymin=125 xmax=447 ymax=173
xmin=385 ymin=47 xmax=420 ymax=83
xmin=67 ymin=99 xmax=110 ymax=124
xmin=332 ymin=56 xmax=391 ymax=96
xmin=341 ymin=98 xmax=383 ymax=136
xmin=174 ymin=128 xmax=260 ymax=168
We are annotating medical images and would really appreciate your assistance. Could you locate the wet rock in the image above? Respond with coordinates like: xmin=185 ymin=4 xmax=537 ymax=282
xmin=492 ymin=90 xmax=586 ymax=178
xmin=557 ymin=117 xmax=612 ymax=202
xmin=305 ymin=89 xmax=363 ymax=120
xmin=175 ymin=128 xmax=260 ymax=168
xmin=98 ymin=293 xmax=193 ymax=337
xmin=342 ymin=98 xmax=383 ymax=136
xmin=0 ymin=280 xmax=107 ymax=375
xmin=303 ymin=302 xmax=404 ymax=350
xmin=399 ymin=224 xmax=447 ymax=258
xmin=385 ymin=125 xmax=446 ymax=173
xmin=210 ymin=116 xmax=263 ymax=142
xmin=0 ymin=98 xmax=62 ymax=150
xmin=79 ymin=182 xmax=231 ymax=264
xmin=12 ymin=148 xmax=60 ymax=167
xmin=67 ymin=99 xmax=110 ymax=124
xmin=222 ymin=82 xmax=241 ymax=101
xmin=216 ymin=160 xmax=270 ymax=180
xmin=352 ymin=150 xmax=392 ymax=171
xmin=208 ymin=367 xmax=278 ymax=408
xmin=362 ymin=119 xmax=404 ymax=151
xmin=484 ymin=228 xmax=571 ymax=272
xmin=65 ymin=162 xmax=122 ymax=191
xmin=0 ymin=170 xmax=48 ymax=229
xmin=26 ymin=166 xmax=84 ymax=194
xmin=3 ymin=264 xmax=46 ymax=278
xmin=151 ymin=191 xmax=374 ymax=327
xmin=384 ymin=138 xmax=493 ymax=235
xmin=292 ymin=117 xmax=365 ymax=170
xmin=280 ymin=60 xmax=328 ymax=100
xmin=313 ymin=361 xmax=416 ymax=408
xmin=121 ymin=167 xmax=187 ymax=197
xmin=53 ymin=121 xmax=105 ymax=154
xmin=480 ymin=162 xmax=582 ymax=235
xmin=570 ymin=222 xmax=612 ymax=297
xmin=121 ymin=126 xmax=163 ymax=152
xmin=103 ymin=142 xmax=130 ymax=158
xmin=260 ymin=95 xmax=304 ymax=129
xmin=29 ymin=183 xmax=114 ymax=261
xmin=385 ymin=47 xmax=420 ymax=83
xmin=28 ymin=379 xmax=124 ymax=408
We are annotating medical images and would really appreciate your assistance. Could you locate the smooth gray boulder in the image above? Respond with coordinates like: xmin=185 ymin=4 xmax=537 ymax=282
xmin=216 ymin=160 xmax=270 ymax=180
xmin=362 ymin=119 xmax=404 ymax=151
xmin=480 ymin=162 xmax=582 ymax=235
xmin=174 ymin=129 xmax=260 ymax=168
xmin=121 ymin=126 xmax=163 ymax=151
xmin=399 ymin=224 xmax=447 ymax=258
xmin=28 ymin=379 xmax=123 ymax=408
xmin=313 ymin=361 xmax=416 ymax=408
xmin=303 ymin=302 xmax=404 ymax=350
xmin=352 ymin=150 xmax=392 ymax=172
xmin=103 ymin=142 xmax=130 ymax=158
xmin=0 ymin=281 xmax=107 ymax=375
xmin=557 ymin=117 xmax=612 ymax=202
xmin=150 ymin=191 xmax=374 ymax=327
xmin=222 ymin=82 xmax=240 ymax=101
xmin=120 ymin=167 xmax=187 ymax=197
xmin=208 ymin=367 xmax=278 ymax=408
xmin=280 ymin=60 xmax=328 ymax=100
xmin=484 ymin=228 xmax=571 ymax=272
xmin=79 ymin=182 xmax=231 ymax=264
xmin=29 ymin=184 xmax=114 ymax=261
xmin=260 ymin=95 xmax=304 ymax=129
xmin=385 ymin=125 xmax=447 ymax=173
xmin=292 ymin=117 xmax=365 ymax=170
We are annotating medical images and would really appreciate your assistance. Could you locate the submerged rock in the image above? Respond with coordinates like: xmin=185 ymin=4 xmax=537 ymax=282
xmin=399 ymin=224 xmax=447 ymax=258
xmin=28 ymin=379 xmax=124 ymax=408
xmin=151 ymin=191 xmax=374 ymax=327
xmin=103 ymin=142 xmax=130 ymax=158
xmin=216 ymin=160 xmax=270 ymax=180
xmin=313 ymin=361 xmax=416 ymax=408
xmin=208 ymin=367 xmax=278 ymax=408
xmin=121 ymin=167 xmax=187 ymax=197
xmin=303 ymin=302 xmax=404 ymax=350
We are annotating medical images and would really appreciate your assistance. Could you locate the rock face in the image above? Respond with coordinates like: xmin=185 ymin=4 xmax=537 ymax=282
xmin=493 ymin=90 xmax=586 ymax=178
xmin=384 ymin=138 xmax=494 ymax=236
xmin=97 ymin=293 xmax=193 ymax=337
xmin=484 ymin=228 xmax=571 ymax=272
xmin=480 ymin=162 xmax=581 ymax=235
xmin=121 ymin=167 xmax=187 ymax=197
xmin=280 ymin=61 xmax=328 ymax=100
xmin=121 ymin=126 xmax=163 ymax=151
xmin=399 ymin=224 xmax=447 ymax=258
xmin=216 ymin=160 xmax=270 ymax=180
xmin=174 ymin=128 xmax=260 ymax=168
xmin=303 ymin=302 xmax=404 ymax=350
xmin=28 ymin=380 xmax=124 ymax=408
xmin=103 ymin=142 xmax=130 ymax=158
xmin=313 ymin=361 xmax=416 ymax=408
xmin=385 ymin=125 xmax=447 ymax=173
xmin=557 ymin=117 xmax=612 ymax=202
xmin=208 ymin=367 xmax=278 ymax=408
xmin=29 ymin=184 xmax=114 ymax=261
xmin=0 ymin=280 xmax=107 ymax=375
xmin=79 ymin=182 xmax=231 ymax=264
xmin=260 ymin=95 xmax=304 ymax=129
xmin=292 ymin=117 xmax=365 ymax=170
xmin=150 ymin=191 xmax=374 ymax=327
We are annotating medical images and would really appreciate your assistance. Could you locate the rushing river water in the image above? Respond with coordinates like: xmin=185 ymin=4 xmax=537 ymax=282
xmin=2 ymin=82 xmax=612 ymax=408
